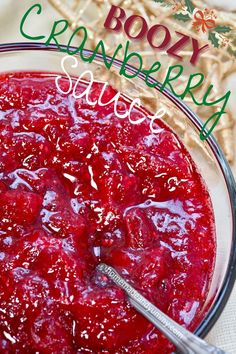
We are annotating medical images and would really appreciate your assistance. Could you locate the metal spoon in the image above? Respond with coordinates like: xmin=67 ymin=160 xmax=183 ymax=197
xmin=97 ymin=263 xmax=226 ymax=354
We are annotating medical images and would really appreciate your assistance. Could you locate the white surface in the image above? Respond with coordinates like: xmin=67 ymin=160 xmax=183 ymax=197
xmin=0 ymin=0 xmax=235 ymax=353
xmin=207 ymin=0 xmax=236 ymax=11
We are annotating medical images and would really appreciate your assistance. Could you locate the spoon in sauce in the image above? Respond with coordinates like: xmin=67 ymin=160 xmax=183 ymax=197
xmin=97 ymin=263 xmax=226 ymax=354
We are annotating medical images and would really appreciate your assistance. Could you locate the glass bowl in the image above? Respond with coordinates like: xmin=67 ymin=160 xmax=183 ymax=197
xmin=0 ymin=42 xmax=235 ymax=348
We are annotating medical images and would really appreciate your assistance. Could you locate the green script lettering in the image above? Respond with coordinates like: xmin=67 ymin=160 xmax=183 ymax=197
xmin=45 ymin=19 xmax=69 ymax=52
xmin=20 ymin=3 xmax=45 ymax=40
xmin=119 ymin=41 xmax=143 ymax=79
xmin=200 ymin=90 xmax=231 ymax=140
xmin=179 ymin=73 xmax=205 ymax=104
xmin=160 ymin=65 xmax=184 ymax=94
xmin=19 ymin=3 xmax=232 ymax=140
xmin=87 ymin=40 xmax=123 ymax=70
xmin=143 ymin=61 xmax=161 ymax=88
xmin=67 ymin=26 xmax=88 ymax=56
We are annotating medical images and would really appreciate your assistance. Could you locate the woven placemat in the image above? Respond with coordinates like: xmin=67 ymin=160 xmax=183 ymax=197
xmin=49 ymin=0 xmax=236 ymax=163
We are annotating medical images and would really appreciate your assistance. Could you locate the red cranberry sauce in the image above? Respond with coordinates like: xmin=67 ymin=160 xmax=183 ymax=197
xmin=0 ymin=72 xmax=215 ymax=353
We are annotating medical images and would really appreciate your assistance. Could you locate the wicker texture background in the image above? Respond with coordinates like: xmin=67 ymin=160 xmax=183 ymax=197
xmin=48 ymin=0 xmax=236 ymax=163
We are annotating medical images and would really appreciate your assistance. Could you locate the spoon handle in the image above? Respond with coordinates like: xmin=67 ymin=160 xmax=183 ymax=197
xmin=97 ymin=263 xmax=226 ymax=354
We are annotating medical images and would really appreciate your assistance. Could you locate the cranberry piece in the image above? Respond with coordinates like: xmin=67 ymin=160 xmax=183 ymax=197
xmin=0 ymin=190 xmax=42 ymax=225
xmin=125 ymin=207 xmax=157 ymax=248
xmin=0 ymin=72 xmax=215 ymax=353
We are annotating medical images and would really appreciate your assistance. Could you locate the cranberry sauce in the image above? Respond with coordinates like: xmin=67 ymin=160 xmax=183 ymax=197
xmin=0 ymin=72 xmax=215 ymax=353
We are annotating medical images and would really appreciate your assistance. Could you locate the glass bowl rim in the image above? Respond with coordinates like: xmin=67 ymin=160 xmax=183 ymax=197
xmin=0 ymin=41 xmax=236 ymax=340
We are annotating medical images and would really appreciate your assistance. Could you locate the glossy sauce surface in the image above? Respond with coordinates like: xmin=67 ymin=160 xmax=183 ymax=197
xmin=0 ymin=73 xmax=215 ymax=353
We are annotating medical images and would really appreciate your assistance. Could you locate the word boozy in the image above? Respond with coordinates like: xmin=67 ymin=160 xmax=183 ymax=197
xmin=104 ymin=5 xmax=208 ymax=65
xmin=19 ymin=3 xmax=231 ymax=140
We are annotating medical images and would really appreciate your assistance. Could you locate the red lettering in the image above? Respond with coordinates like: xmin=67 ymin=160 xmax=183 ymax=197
xmin=124 ymin=15 xmax=148 ymax=40
xmin=191 ymin=39 xmax=209 ymax=65
xmin=147 ymin=25 xmax=171 ymax=49
xmin=167 ymin=32 xmax=190 ymax=61
xmin=103 ymin=5 xmax=210 ymax=65
xmin=104 ymin=5 xmax=126 ymax=32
